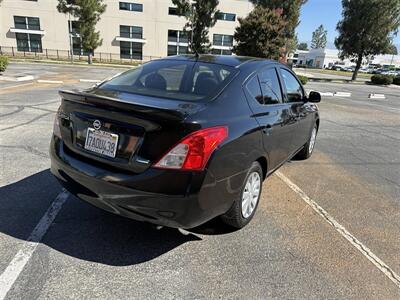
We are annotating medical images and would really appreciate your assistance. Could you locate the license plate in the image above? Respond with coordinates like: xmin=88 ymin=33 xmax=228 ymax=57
xmin=84 ymin=128 xmax=119 ymax=158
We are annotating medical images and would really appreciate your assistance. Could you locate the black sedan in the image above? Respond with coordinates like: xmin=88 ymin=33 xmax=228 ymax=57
xmin=50 ymin=55 xmax=320 ymax=229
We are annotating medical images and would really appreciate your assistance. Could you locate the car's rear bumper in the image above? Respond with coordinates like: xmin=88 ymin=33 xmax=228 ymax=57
xmin=50 ymin=137 xmax=235 ymax=228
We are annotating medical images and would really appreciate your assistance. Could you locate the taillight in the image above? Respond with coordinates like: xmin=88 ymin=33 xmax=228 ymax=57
xmin=154 ymin=126 xmax=228 ymax=171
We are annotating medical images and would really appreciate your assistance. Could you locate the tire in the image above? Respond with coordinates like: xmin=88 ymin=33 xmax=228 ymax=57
xmin=221 ymin=161 xmax=263 ymax=229
xmin=295 ymin=124 xmax=318 ymax=160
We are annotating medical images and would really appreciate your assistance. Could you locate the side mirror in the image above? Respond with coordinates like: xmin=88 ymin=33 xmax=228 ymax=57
xmin=307 ymin=91 xmax=321 ymax=103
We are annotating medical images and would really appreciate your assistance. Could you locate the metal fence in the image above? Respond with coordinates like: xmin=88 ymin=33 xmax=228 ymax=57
xmin=0 ymin=46 xmax=161 ymax=65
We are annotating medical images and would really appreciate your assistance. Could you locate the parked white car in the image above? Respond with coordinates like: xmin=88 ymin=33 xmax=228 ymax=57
xmin=381 ymin=70 xmax=398 ymax=76
xmin=358 ymin=68 xmax=370 ymax=73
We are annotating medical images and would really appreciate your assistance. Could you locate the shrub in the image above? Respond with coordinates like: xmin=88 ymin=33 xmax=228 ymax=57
xmin=393 ymin=76 xmax=400 ymax=85
xmin=297 ymin=75 xmax=308 ymax=85
xmin=0 ymin=55 xmax=9 ymax=72
xmin=370 ymin=74 xmax=393 ymax=85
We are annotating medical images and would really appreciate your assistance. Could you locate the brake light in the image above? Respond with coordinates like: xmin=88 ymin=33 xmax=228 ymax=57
xmin=154 ymin=126 xmax=228 ymax=171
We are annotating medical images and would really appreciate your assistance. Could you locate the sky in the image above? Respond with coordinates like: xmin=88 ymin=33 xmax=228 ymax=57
xmin=296 ymin=0 xmax=400 ymax=49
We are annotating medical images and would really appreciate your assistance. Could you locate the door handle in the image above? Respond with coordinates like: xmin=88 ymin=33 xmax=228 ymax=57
xmin=262 ymin=124 xmax=273 ymax=135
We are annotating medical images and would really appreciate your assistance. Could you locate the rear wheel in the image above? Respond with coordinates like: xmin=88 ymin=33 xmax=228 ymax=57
xmin=221 ymin=162 xmax=263 ymax=229
xmin=295 ymin=124 xmax=318 ymax=160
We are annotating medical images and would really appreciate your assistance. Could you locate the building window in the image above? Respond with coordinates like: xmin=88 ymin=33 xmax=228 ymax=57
xmin=120 ymin=41 xmax=143 ymax=60
xmin=68 ymin=20 xmax=80 ymax=35
xmin=213 ymin=34 xmax=233 ymax=47
xmin=14 ymin=16 xmax=40 ymax=30
xmin=167 ymin=45 xmax=189 ymax=56
xmin=71 ymin=37 xmax=84 ymax=55
xmin=120 ymin=25 xmax=143 ymax=39
xmin=216 ymin=12 xmax=236 ymax=21
xmin=14 ymin=16 xmax=42 ymax=52
xmin=15 ymin=33 xmax=42 ymax=52
xmin=119 ymin=25 xmax=143 ymax=59
xmin=211 ymin=34 xmax=233 ymax=55
xmin=211 ymin=49 xmax=232 ymax=55
xmin=67 ymin=20 xmax=89 ymax=55
xmin=168 ymin=30 xmax=189 ymax=43
xmin=167 ymin=30 xmax=189 ymax=56
xmin=168 ymin=7 xmax=183 ymax=16
xmin=119 ymin=2 xmax=143 ymax=12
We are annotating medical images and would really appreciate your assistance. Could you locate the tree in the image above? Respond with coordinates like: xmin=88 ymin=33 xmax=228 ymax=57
xmin=297 ymin=42 xmax=308 ymax=50
xmin=335 ymin=0 xmax=400 ymax=80
xmin=172 ymin=0 xmax=219 ymax=54
xmin=250 ymin=0 xmax=307 ymax=57
xmin=311 ymin=25 xmax=327 ymax=49
xmin=233 ymin=6 xmax=286 ymax=60
xmin=57 ymin=0 xmax=107 ymax=64
xmin=286 ymin=34 xmax=298 ymax=55
xmin=388 ymin=44 xmax=398 ymax=55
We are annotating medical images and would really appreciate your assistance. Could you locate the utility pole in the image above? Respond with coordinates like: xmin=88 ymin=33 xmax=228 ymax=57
xmin=68 ymin=12 xmax=73 ymax=63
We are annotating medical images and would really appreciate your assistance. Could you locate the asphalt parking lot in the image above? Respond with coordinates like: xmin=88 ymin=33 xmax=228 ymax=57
xmin=0 ymin=62 xmax=399 ymax=299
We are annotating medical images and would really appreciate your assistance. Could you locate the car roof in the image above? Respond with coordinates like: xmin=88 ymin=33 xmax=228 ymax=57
xmin=161 ymin=54 xmax=277 ymax=68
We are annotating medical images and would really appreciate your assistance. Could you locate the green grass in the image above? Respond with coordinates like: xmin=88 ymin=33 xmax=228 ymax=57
xmin=305 ymin=68 xmax=372 ymax=79
xmin=6 ymin=55 xmax=142 ymax=68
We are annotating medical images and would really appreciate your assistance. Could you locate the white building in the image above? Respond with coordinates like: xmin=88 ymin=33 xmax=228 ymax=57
xmin=0 ymin=0 xmax=253 ymax=61
xmin=293 ymin=48 xmax=400 ymax=69
xmin=368 ymin=54 xmax=400 ymax=68
xmin=294 ymin=48 xmax=351 ymax=68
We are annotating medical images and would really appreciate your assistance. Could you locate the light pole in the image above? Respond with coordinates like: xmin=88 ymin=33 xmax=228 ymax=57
xmin=390 ymin=53 xmax=394 ymax=68
xmin=68 ymin=12 xmax=73 ymax=62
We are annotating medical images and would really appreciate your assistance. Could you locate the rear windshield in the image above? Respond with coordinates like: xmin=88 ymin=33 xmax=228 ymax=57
xmin=99 ymin=60 xmax=238 ymax=101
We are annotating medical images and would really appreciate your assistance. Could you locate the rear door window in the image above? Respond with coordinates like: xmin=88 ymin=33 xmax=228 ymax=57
xmin=280 ymin=69 xmax=304 ymax=102
xmin=245 ymin=68 xmax=282 ymax=105
xmin=100 ymin=60 xmax=238 ymax=101
xmin=258 ymin=68 xmax=283 ymax=104
xmin=246 ymin=76 xmax=263 ymax=104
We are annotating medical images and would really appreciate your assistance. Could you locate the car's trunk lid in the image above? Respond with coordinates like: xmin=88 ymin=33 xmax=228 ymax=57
xmin=58 ymin=89 xmax=205 ymax=173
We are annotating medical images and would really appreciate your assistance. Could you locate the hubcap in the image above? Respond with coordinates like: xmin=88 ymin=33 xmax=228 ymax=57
xmin=241 ymin=172 xmax=261 ymax=219
xmin=309 ymin=127 xmax=317 ymax=154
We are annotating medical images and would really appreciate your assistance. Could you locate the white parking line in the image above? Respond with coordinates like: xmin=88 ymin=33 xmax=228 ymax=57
xmin=368 ymin=93 xmax=386 ymax=99
xmin=334 ymin=92 xmax=351 ymax=97
xmin=319 ymin=92 xmax=334 ymax=97
xmin=37 ymin=80 xmax=63 ymax=84
xmin=79 ymin=79 xmax=101 ymax=83
xmin=275 ymin=171 xmax=400 ymax=288
xmin=0 ymin=190 xmax=69 ymax=300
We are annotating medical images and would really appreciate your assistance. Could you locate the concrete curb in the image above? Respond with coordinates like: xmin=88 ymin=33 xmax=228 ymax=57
xmin=308 ymin=78 xmax=367 ymax=84
xmin=314 ymin=91 xmax=389 ymax=100
xmin=0 ymin=75 xmax=35 ymax=82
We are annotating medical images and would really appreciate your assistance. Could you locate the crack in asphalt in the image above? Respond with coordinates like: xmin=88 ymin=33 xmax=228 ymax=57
xmin=0 ymin=144 xmax=49 ymax=158
xmin=0 ymin=106 xmax=24 ymax=117
xmin=0 ymin=100 xmax=59 ymax=117
xmin=29 ymin=106 xmax=57 ymax=113
xmin=0 ymin=112 xmax=53 ymax=132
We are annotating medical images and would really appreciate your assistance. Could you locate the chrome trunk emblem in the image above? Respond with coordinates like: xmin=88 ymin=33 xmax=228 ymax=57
xmin=93 ymin=120 xmax=101 ymax=130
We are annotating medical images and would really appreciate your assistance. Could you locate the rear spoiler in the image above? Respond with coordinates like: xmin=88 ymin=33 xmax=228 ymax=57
xmin=59 ymin=89 xmax=204 ymax=122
